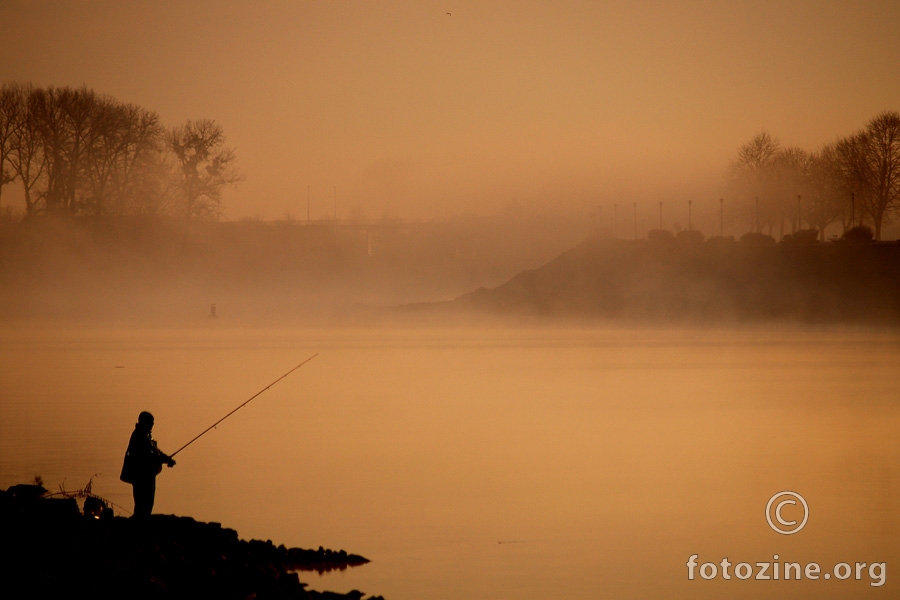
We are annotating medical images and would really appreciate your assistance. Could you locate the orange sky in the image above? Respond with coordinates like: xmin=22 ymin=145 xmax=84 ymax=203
xmin=1 ymin=0 xmax=898 ymax=221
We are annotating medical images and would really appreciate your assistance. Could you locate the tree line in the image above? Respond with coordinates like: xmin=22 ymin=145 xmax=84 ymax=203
xmin=728 ymin=111 xmax=900 ymax=240
xmin=0 ymin=82 xmax=241 ymax=221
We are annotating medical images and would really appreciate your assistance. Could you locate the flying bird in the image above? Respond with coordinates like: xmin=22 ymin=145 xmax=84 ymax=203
xmin=446 ymin=12 xmax=451 ymax=16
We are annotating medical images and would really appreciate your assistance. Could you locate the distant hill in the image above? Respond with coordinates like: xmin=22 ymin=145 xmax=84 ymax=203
xmin=446 ymin=236 xmax=900 ymax=324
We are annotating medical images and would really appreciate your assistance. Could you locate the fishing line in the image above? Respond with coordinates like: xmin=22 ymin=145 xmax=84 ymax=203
xmin=169 ymin=353 xmax=319 ymax=458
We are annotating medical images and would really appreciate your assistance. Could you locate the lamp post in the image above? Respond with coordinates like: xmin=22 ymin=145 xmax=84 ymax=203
xmin=658 ymin=201 xmax=663 ymax=230
xmin=755 ymin=196 xmax=759 ymax=234
xmin=633 ymin=202 xmax=637 ymax=240
xmin=688 ymin=200 xmax=693 ymax=231
xmin=719 ymin=198 xmax=724 ymax=237
xmin=614 ymin=203 xmax=617 ymax=239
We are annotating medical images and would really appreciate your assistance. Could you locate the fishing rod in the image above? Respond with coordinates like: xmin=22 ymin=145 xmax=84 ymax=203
xmin=169 ymin=353 xmax=319 ymax=458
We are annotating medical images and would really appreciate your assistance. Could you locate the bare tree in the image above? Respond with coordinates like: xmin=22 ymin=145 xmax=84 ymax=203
xmin=0 ymin=83 xmax=27 ymax=211
xmin=769 ymin=146 xmax=811 ymax=237
xmin=83 ymin=99 xmax=165 ymax=216
xmin=805 ymin=145 xmax=849 ymax=240
xmin=4 ymin=84 xmax=47 ymax=216
xmin=727 ymin=132 xmax=781 ymax=233
xmin=831 ymin=112 xmax=900 ymax=239
xmin=166 ymin=119 xmax=242 ymax=221
xmin=735 ymin=131 xmax=781 ymax=171
xmin=26 ymin=86 xmax=104 ymax=214
xmin=110 ymin=106 xmax=172 ymax=216
xmin=2 ymin=83 xmax=242 ymax=220
xmin=859 ymin=111 xmax=900 ymax=240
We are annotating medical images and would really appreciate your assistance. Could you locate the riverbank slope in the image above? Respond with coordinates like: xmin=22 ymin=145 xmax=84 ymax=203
xmin=448 ymin=236 xmax=900 ymax=324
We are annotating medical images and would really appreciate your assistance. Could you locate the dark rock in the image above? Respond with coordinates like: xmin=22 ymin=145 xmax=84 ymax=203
xmin=6 ymin=483 xmax=47 ymax=500
xmin=0 ymin=487 xmax=381 ymax=600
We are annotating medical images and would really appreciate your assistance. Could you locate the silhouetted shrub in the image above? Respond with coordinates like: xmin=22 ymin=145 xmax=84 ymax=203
xmin=740 ymin=232 xmax=776 ymax=244
xmin=841 ymin=225 xmax=874 ymax=242
xmin=706 ymin=235 xmax=735 ymax=244
xmin=782 ymin=228 xmax=819 ymax=244
xmin=675 ymin=229 xmax=705 ymax=243
xmin=647 ymin=229 xmax=674 ymax=243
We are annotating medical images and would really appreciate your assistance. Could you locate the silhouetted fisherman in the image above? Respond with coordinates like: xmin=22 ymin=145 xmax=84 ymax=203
xmin=120 ymin=411 xmax=176 ymax=518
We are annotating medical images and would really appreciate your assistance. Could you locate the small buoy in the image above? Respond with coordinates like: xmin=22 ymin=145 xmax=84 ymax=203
xmin=209 ymin=303 xmax=217 ymax=318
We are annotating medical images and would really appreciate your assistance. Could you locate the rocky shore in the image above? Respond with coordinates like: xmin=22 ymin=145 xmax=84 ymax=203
xmin=0 ymin=485 xmax=383 ymax=600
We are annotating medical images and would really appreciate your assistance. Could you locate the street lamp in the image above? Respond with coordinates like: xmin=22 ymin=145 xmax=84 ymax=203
xmin=755 ymin=196 xmax=759 ymax=233
xmin=688 ymin=200 xmax=693 ymax=231
xmin=719 ymin=198 xmax=724 ymax=237
xmin=658 ymin=201 xmax=663 ymax=230
xmin=614 ymin=203 xmax=618 ymax=239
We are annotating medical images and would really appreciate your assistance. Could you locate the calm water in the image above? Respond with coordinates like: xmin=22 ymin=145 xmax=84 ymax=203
xmin=1 ymin=324 xmax=898 ymax=599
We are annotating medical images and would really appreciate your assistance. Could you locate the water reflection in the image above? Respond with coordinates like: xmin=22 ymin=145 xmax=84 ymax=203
xmin=1 ymin=325 xmax=898 ymax=599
